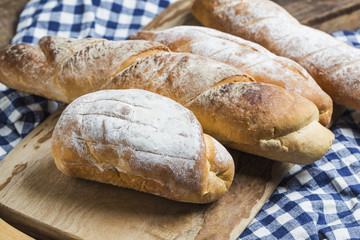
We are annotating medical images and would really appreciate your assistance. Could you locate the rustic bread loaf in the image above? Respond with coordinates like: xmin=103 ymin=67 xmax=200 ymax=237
xmin=192 ymin=0 xmax=360 ymax=111
xmin=51 ymin=89 xmax=235 ymax=203
xmin=129 ymin=25 xmax=333 ymax=127
xmin=0 ymin=36 xmax=334 ymax=164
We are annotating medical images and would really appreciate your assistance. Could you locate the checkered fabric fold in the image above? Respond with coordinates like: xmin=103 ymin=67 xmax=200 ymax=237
xmin=0 ymin=0 xmax=359 ymax=239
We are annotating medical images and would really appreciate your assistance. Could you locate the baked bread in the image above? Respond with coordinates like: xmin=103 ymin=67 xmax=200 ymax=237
xmin=51 ymin=89 xmax=235 ymax=204
xmin=0 ymin=36 xmax=334 ymax=164
xmin=129 ymin=25 xmax=333 ymax=127
xmin=192 ymin=0 xmax=360 ymax=111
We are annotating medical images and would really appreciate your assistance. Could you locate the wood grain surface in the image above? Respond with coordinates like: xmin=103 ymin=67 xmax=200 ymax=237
xmin=274 ymin=0 xmax=360 ymax=31
xmin=0 ymin=218 xmax=34 ymax=240
xmin=0 ymin=0 xmax=29 ymax=48
xmin=0 ymin=106 xmax=292 ymax=240
xmin=1 ymin=0 xmax=360 ymax=239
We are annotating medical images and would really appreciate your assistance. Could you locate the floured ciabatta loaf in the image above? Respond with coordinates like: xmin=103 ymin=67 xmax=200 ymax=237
xmin=129 ymin=26 xmax=333 ymax=127
xmin=192 ymin=0 xmax=360 ymax=111
xmin=0 ymin=36 xmax=334 ymax=164
xmin=51 ymin=89 xmax=235 ymax=204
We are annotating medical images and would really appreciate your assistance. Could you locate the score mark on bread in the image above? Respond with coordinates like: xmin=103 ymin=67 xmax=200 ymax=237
xmin=51 ymin=89 xmax=235 ymax=203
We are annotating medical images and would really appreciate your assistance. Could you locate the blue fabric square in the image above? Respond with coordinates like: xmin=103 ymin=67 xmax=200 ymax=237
xmin=106 ymin=20 xmax=117 ymax=29
xmin=74 ymin=4 xmax=85 ymax=14
xmin=111 ymin=3 xmax=122 ymax=12
xmin=48 ymin=21 xmax=60 ymax=31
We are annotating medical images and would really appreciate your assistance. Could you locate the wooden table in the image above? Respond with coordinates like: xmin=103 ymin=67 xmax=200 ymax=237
xmin=0 ymin=0 xmax=360 ymax=239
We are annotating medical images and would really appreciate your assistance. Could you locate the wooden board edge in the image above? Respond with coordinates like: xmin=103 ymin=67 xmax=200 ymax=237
xmin=142 ymin=0 xmax=195 ymax=31
xmin=229 ymin=161 xmax=293 ymax=239
xmin=312 ymin=7 xmax=360 ymax=33
xmin=0 ymin=105 xmax=67 ymax=239
xmin=0 ymin=217 xmax=34 ymax=240
xmin=303 ymin=2 xmax=360 ymax=27
xmin=0 ymin=204 xmax=80 ymax=240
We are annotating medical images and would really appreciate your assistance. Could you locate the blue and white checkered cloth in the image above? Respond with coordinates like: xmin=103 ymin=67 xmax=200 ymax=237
xmin=1 ymin=0 xmax=359 ymax=239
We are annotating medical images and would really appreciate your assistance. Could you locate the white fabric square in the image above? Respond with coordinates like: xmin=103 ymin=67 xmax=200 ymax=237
xmin=17 ymin=18 xmax=33 ymax=32
xmin=64 ymin=0 xmax=81 ymax=5
xmin=276 ymin=186 xmax=288 ymax=194
xmin=38 ymin=12 xmax=52 ymax=21
xmin=288 ymin=164 xmax=303 ymax=174
xmin=352 ymin=207 xmax=360 ymax=221
xmin=322 ymin=199 xmax=337 ymax=214
xmin=287 ymin=191 xmax=304 ymax=202
xmin=319 ymin=162 xmax=335 ymax=171
xmin=43 ymin=1 xmax=57 ymax=10
xmin=289 ymin=226 xmax=310 ymax=239
xmin=0 ymin=83 xmax=8 ymax=91
xmin=96 ymin=7 xmax=111 ymax=21
xmin=95 ymin=24 xmax=107 ymax=36
xmin=82 ymin=11 xmax=95 ymax=23
xmin=333 ymin=228 xmax=350 ymax=239
xmin=276 ymin=212 xmax=293 ymax=225
xmin=331 ymin=141 xmax=346 ymax=152
xmin=57 ymin=31 xmax=72 ymax=38
xmin=331 ymin=177 xmax=348 ymax=193
xmin=118 ymin=13 xmax=132 ymax=23
xmin=0 ymin=147 xmax=6 ymax=156
xmin=0 ymin=126 xmax=13 ymax=136
xmin=8 ymin=109 xmax=22 ymax=123
xmin=263 ymin=203 xmax=281 ymax=215
xmin=20 ymin=5 xmax=36 ymax=17
xmin=299 ymin=201 xmax=314 ymax=213
xmin=144 ymin=2 xmax=159 ymax=14
xmin=342 ymin=154 xmax=358 ymax=166
xmin=9 ymin=138 xmax=21 ymax=147
xmin=122 ymin=0 xmax=136 ymax=9
xmin=114 ymin=28 xmax=128 ymax=39
xmin=59 ymin=12 xmax=75 ymax=24
xmin=252 ymin=226 xmax=272 ymax=238
xmin=296 ymin=171 xmax=313 ymax=185
xmin=141 ymin=16 xmax=153 ymax=26
xmin=79 ymin=28 xmax=91 ymax=39
xmin=344 ymin=197 xmax=358 ymax=210
xmin=341 ymin=128 xmax=355 ymax=139
xmin=33 ymin=28 xmax=48 ymax=40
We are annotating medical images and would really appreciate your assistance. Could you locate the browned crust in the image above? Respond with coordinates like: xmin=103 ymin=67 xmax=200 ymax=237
xmin=129 ymin=26 xmax=333 ymax=127
xmin=186 ymin=82 xmax=334 ymax=163
xmin=191 ymin=0 xmax=360 ymax=111
xmin=0 ymin=36 xmax=334 ymax=164
xmin=51 ymin=90 xmax=234 ymax=203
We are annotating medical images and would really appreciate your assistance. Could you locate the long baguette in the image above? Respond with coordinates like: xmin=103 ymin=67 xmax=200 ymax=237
xmin=192 ymin=0 xmax=360 ymax=110
xmin=129 ymin=26 xmax=333 ymax=127
xmin=0 ymin=36 xmax=334 ymax=164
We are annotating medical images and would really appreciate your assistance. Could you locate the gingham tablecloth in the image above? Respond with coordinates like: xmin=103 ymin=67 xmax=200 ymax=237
xmin=1 ymin=1 xmax=360 ymax=239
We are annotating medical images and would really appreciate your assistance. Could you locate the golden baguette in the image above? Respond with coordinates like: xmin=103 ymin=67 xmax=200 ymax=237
xmin=129 ymin=25 xmax=333 ymax=127
xmin=192 ymin=0 xmax=360 ymax=110
xmin=0 ymin=36 xmax=334 ymax=164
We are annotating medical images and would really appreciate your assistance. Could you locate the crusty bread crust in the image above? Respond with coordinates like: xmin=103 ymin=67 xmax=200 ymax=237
xmin=129 ymin=26 xmax=333 ymax=127
xmin=51 ymin=89 xmax=235 ymax=203
xmin=0 ymin=36 xmax=334 ymax=163
xmin=186 ymin=82 xmax=334 ymax=164
xmin=192 ymin=0 xmax=360 ymax=111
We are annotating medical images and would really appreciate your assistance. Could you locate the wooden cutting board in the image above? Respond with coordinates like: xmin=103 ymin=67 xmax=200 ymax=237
xmin=1 ymin=0 xmax=360 ymax=239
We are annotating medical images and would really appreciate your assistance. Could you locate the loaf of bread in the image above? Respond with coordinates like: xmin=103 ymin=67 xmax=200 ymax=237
xmin=192 ymin=0 xmax=360 ymax=111
xmin=129 ymin=26 xmax=333 ymax=127
xmin=0 ymin=36 xmax=334 ymax=164
xmin=51 ymin=89 xmax=235 ymax=203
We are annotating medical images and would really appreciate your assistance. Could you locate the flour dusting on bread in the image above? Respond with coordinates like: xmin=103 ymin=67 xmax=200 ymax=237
xmin=54 ymin=89 xmax=205 ymax=187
